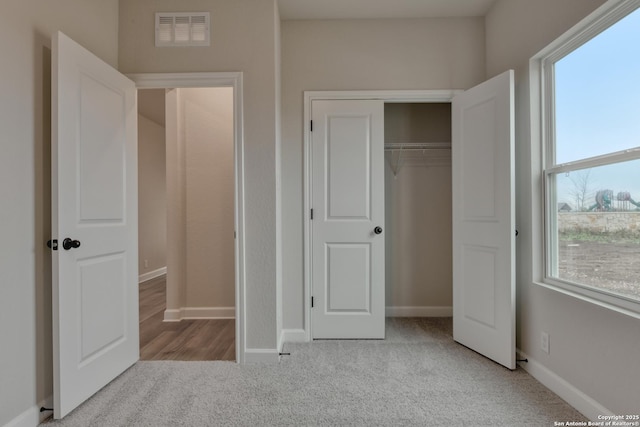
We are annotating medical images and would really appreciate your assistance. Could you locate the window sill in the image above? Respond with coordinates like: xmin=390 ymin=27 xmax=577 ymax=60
xmin=532 ymin=278 xmax=640 ymax=320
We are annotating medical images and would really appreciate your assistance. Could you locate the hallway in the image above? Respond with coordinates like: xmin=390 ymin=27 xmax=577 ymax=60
xmin=139 ymin=276 xmax=235 ymax=361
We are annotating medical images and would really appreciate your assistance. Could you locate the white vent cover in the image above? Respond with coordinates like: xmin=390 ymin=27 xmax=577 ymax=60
xmin=155 ymin=12 xmax=210 ymax=47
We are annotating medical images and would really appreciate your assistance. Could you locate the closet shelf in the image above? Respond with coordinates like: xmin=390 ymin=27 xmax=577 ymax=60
xmin=384 ymin=142 xmax=451 ymax=177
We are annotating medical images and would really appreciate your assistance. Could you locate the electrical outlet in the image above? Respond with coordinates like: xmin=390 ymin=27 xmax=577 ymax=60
xmin=541 ymin=332 xmax=550 ymax=354
xmin=144 ymin=259 xmax=148 ymax=268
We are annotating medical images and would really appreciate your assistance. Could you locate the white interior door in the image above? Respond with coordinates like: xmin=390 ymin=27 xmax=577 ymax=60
xmin=52 ymin=31 xmax=139 ymax=418
xmin=452 ymin=70 xmax=515 ymax=369
xmin=311 ymin=100 xmax=385 ymax=339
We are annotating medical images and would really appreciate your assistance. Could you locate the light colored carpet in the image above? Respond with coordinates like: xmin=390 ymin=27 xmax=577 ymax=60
xmin=45 ymin=318 xmax=586 ymax=426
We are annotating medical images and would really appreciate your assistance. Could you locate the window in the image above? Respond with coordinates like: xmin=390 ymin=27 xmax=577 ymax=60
xmin=540 ymin=1 xmax=640 ymax=311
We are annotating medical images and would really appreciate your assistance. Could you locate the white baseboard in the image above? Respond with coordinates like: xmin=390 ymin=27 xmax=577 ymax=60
xmin=163 ymin=306 xmax=235 ymax=322
xmin=4 ymin=395 xmax=52 ymax=427
xmin=280 ymin=312 xmax=453 ymax=344
xmin=163 ymin=308 xmax=181 ymax=322
xmin=138 ymin=266 xmax=167 ymax=283
xmin=386 ymin=306 xmax=453 ymax=317
xmin=244 ymin=348 xmax=280 ymax=363
xmin=516 ymin=349 xmax=613 ymax=420
xmin=281 ymin=328 xmax=307 ymax=343
xmin=182 ymin=307 xmax=235 ymax=319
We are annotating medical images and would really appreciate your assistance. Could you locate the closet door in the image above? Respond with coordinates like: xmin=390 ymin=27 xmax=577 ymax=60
xmin=311 ymin=99 xmax=385 ymax=339
xmin=452 ymin=70 xmax=515 ymax=369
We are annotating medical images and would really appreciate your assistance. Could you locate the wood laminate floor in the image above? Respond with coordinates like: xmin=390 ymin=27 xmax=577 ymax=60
xmin=139 ymin=276 xmax=235 ymax=361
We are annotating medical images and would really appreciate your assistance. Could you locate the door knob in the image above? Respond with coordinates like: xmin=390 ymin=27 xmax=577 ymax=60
xmin=62 ymin=238 xmax=81 ymax=250
xmin=374 ymin=226 xmax=383 ymax=234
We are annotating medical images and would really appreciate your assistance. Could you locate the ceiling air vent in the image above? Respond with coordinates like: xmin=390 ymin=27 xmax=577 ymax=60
xmin=155 ymin=12 xmax=210 ymax=47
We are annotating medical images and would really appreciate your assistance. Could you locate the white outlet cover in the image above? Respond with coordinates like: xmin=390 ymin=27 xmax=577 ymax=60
xmin=541 ymin=332 xmax=550 ymax=354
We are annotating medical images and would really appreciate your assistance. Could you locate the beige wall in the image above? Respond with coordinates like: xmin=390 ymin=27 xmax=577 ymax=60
xmin=0 ymin=1 xmax=119 ymax=425
xmin=274 ymin=0 xmax=284 ymax=358
xmin=486 ymin=0 xmax=604 ymax=79
xmin=281 ymin=18 xmax=485 ymax=330
xmin=119 ymin=0 xmax=279 ymax=350
xmin=138 ymin=114 xmax=167 ymax=277
xmin=384 ymin=103 xmax=452 ymax=310
xmin=486 ymin=0 xmax=640 ymax=414
xmin=165 ymin=88 xmax=235 ymax=312
xmin=184 ymin=88 xmax=235 ymax=308
xmin=165 ymin=88 xmax=187 ymax=314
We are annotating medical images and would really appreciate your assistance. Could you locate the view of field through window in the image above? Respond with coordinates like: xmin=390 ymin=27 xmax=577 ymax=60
xmin=552 ymin=7 xmax=640 ymax=301
xmin=554 ymin=164 xmax=640 ymax=301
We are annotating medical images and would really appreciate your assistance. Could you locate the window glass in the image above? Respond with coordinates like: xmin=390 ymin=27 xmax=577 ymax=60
xmin=554 ymin=8 xmax=640 ymax=164
xmin=547 ymin=4 xmax=640 ymax=304
xmin=550 ymin=160 xmax=640 ymax=301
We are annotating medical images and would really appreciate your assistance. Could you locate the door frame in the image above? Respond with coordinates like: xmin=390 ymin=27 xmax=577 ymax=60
xmin=302 ymin=90 xmax=461 ymax=342
xmin=129 ymin=72 xmax=246 ymax=363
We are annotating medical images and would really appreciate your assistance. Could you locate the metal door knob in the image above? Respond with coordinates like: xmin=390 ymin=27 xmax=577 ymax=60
xmin=374 ymin=226 xmax=383 ymax=234
xmin=62 ymin=238 xmax=81 ymax=250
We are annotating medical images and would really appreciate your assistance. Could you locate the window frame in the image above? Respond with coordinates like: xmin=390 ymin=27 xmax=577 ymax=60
xmin=532 ymin=0 xmax=640 ymax=318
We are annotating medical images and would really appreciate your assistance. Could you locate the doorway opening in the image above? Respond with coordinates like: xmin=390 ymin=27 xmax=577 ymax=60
xmin=383 ymin=102 xmax=453 ymax=319
xmin=131 ymin=72 xmax=246 ymax=363
xmin=306 ymin=100 xmax=454 ymax=339
xmin=137 ymin=87 xmax=236 ymax=361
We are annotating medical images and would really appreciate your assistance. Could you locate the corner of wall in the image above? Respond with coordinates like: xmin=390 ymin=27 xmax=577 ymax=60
xmin=244 ymin=348 xmax=280 ymax=364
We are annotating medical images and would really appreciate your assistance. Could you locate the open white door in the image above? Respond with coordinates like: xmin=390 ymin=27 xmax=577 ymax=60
xmin=311 ymin=100 xmax=385 ymax=339
xmin=52 ymin=31 xmax=139 ymax=418
xmin=452 ymin=70 xmax=515 ymax=369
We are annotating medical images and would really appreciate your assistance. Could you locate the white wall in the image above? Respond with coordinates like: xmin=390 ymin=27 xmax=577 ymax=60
xmin=138 ymin=113 xmax=167 ymax=278
xmin=384 ymin=103 xmax=452 ymax=313
xmin=486 ymin=0 xmax=640 ymax=415
xmin=119 ymin=0 xmax=280 ymax=352
xmin=0 ymin=1 xmax=119 ymax=425
xmin=281 ymin=18 xmax=485 ymax=330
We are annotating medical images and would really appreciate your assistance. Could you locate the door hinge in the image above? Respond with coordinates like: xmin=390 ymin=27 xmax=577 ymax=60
xmin=47 ymin=239 xmax=58 ymax=251
xmin=310 ymin=209 xmax=314 ymax=220
xmin=311 ymin=296 xmax=314 ymax=308
xmin=234 ymin=230 xmax=237 ymax=239
xmin=310 ymin=120 xmax=313 ymax=132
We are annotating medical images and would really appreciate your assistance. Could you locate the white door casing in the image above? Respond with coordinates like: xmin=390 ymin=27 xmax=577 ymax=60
xmin=52 ymin=31 xmax=139 ymax=418
xmin=311 ymin=100 xmax=385 ymax=339
xmin=452 ymin=70 xmax=516 ymax=369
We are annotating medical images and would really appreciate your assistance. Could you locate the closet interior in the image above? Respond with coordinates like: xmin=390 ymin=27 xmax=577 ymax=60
xmin=384 ymin=103 xmax=453 ymax=314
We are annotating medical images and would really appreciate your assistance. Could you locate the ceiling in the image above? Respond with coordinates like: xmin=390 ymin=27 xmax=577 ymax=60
xmin=277 ymin=0 xmax=497 ymax=20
